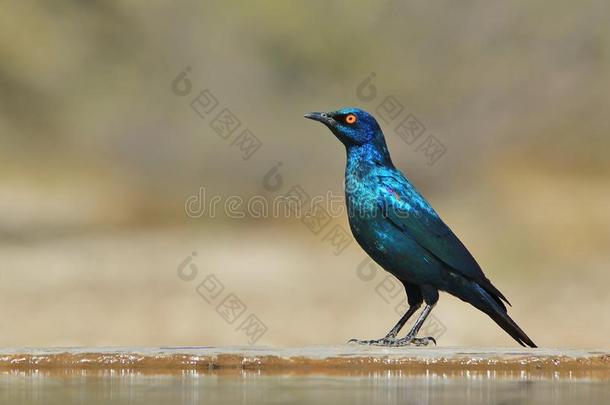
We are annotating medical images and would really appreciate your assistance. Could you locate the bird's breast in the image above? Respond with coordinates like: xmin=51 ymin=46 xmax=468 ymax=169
xmin=345 ymin=187 xmax=387 ymax=249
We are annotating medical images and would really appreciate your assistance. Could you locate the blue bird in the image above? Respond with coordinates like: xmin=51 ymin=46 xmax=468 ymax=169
xmin=304 ymin=107 xmax=536 ymax=347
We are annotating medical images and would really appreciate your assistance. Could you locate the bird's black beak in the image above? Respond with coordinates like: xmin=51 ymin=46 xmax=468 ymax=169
xmin=304 ymin=111 xmax=334 ymax=126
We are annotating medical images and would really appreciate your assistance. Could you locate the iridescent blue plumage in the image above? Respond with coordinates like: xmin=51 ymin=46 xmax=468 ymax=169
xmin=305 ymin=107 xmax=536 ymax=347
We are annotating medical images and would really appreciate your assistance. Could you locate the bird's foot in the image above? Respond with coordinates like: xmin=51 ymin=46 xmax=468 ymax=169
xmin=347 ymin=337 xmax=397 ymax=346
xmin=348 ymin=335 xmax=437 ymax=347
xmin=391 ymin=335 xmax=437 ymax=347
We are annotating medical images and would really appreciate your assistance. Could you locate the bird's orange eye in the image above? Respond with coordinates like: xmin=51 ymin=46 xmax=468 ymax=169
xmin=345 ymin=114 xmax=357 ymax=124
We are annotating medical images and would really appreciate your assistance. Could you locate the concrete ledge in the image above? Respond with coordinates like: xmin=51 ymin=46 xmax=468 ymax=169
xmin=1 ymin=346 xmax=609 ymax=378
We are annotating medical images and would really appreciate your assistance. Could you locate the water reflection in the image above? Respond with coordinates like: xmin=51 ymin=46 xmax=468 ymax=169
xmin=1 ymin=369 xmax=608 ymax=404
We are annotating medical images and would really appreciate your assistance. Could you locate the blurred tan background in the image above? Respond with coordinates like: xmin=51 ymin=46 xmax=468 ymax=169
xmin=1 ymin=1 xmax=609 ymax=348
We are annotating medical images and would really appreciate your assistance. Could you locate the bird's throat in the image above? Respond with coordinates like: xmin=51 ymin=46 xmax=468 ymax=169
xmin=345 ymin=140 xmax=394 ymax=172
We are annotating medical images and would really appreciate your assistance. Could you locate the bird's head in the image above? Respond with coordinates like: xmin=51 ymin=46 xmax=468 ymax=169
xmin=304 ymin=107 xmax=383 ymax=147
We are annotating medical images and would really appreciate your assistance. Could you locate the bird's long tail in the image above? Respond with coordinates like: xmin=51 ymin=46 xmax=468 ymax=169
xmin=450 ymin=275 xmax=537 ymax=348
xmin=479 ymin=289 xmax=537 ymax=348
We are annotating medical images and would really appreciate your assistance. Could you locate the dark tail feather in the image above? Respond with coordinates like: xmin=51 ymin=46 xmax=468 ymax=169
xmin=448 ymin=274 xmax=537 ymax=347
xmin=486 ymin=305 xmax=537 ymax=348
xmin=472 ymin=283 xmax=537 ymax=348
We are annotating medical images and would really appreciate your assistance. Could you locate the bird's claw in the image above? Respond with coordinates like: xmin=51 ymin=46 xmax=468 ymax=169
xmin=400 ymin=336 xmax=436 ymax=346
xmin=347 ymin=337 xmax=397 ymax=346
xmin=348 ymin=336 xmax=437 ymax=347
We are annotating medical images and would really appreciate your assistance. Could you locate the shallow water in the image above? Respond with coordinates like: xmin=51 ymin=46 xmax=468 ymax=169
xmin=1 ymin=369 xmax=608 ymax=405
xmin=1 ymin=347 xmax=608 ymax=403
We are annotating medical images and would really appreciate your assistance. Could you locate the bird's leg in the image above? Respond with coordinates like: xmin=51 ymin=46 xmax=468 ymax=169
xmin=348 ymin=304 xmax=420 ymax=345
xmin=390 ymin=304 xmax=437 ymax=346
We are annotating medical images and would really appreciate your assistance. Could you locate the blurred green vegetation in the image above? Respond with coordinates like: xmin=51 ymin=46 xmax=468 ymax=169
xmin=2 ymin=2 xmax=609 ymax=228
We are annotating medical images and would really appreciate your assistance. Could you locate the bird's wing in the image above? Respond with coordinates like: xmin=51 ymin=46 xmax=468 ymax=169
xmin=377 ymin=171 xmax=510 ymax=305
